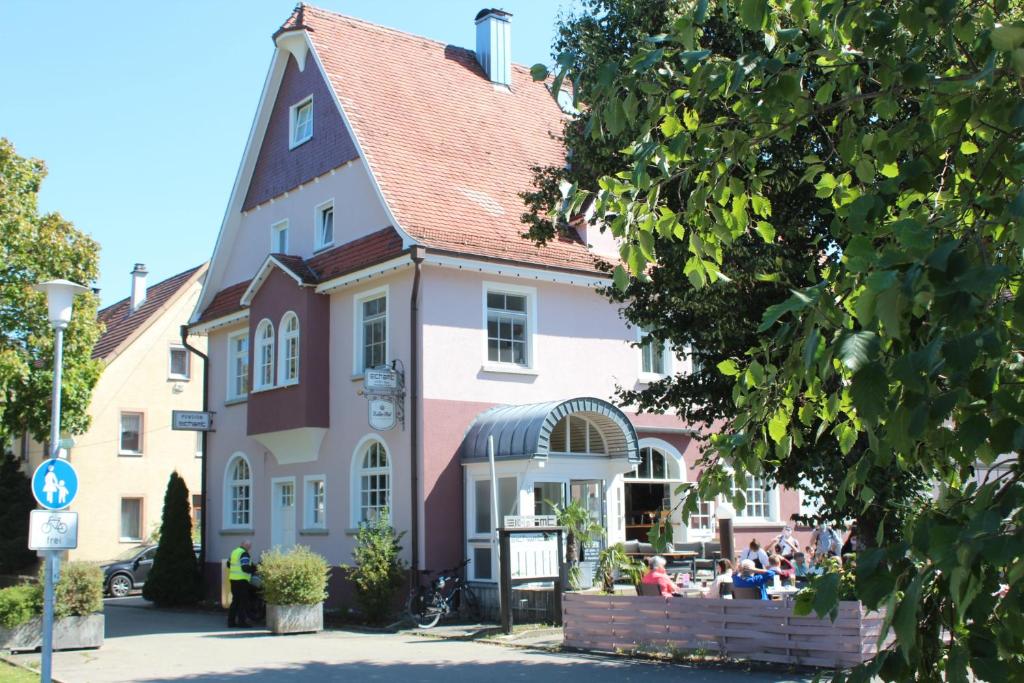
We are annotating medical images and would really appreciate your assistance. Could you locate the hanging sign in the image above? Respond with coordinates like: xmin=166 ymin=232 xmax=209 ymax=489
xmin=172 ymin=410 xmax=214 ymax=431
xmin=28 ymin=510 xmax=79 ymax=550
xmin=365 ymin=366 xmax=399 ymax=391
xmin=32 ymin=459 xmax=79 ymax=510
xmin=369 ymin=398 xmax=397 ymax=431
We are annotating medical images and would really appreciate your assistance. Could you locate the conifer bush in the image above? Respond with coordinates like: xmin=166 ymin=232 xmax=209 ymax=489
xmin=142 ymin=471 xmax=200 ymax=606
xmin=345 ymin=510 xmax=405 ymax=623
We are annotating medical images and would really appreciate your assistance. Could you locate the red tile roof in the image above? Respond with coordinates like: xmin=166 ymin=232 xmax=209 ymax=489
xmin=289 ymin=5 xmax=602 ymax=275
xmin=197 ymin=228 xmax=406 ymax=324
xmin=93 ymin=265 xmax=206 ymax=360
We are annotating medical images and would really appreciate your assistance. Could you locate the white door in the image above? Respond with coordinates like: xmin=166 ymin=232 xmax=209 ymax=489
xmin=272 ymin=480 xmax=296 ymax=549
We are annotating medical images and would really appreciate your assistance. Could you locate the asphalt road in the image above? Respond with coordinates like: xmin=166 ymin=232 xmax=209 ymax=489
xmin=9 ymin=598 xmax=812 ymax=682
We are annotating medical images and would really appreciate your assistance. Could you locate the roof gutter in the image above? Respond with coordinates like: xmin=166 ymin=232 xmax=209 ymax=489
xmin=409 ymin=245 xmax=425 ymax=581
xmin=180 ymin=324 xmax=210 ymax=576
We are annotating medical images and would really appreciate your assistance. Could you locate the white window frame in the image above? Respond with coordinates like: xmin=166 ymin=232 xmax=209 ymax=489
xmin=226 ymin=329 xmax=249 ymax=401
xmin=352 ymin=285 xmax=389 ymax=376
xmin=118 ymin=411 xmax=144 ymax=456
xmin=481 ymin=281 xmax=537 ymax=373
xmin=253 ymin=319 xmax=275 ymax=391
xmin=278 ymin=311 xmax=300 ymax=386
xmin=195 ymin=432 xmax=203 ymax=459
xmin=168 ymin=344 xmax=190 ymax=381
xmin=119 ymin=497 xmax=144 ymax=542
xmin=303 ymin=475 xmax=327 ymax=530
xmin=223 ymin=453 xmax=253 ymax=530
xmin=548 ymin=415 xmax=608 ymax=455
xmin=350 ymin=435 xmax=392 ymax=527
xmin=314 ymin=199 xmax=335 ymax=251
xmin=289 ymin=96 xmax=313 ymax=149
xmin=637 ymin=327 xmax=674 ymax=383
xmin=723 ymin=472 xmax=780 ymax=523
xmin=271 ymin=219 xmax=290 ymax=254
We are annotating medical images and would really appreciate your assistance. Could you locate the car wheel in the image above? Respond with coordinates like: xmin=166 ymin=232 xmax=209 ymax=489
xmin=108 ymin=574 xmax=132 ymax=598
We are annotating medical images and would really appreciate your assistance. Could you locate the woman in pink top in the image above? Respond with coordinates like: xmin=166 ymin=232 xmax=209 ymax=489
xmin=641 ymin=556 xmax=680 ymax=597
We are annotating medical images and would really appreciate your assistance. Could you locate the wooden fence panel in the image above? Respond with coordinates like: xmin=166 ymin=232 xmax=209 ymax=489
xmin=562 ymin=593 xmax=887 ymax=669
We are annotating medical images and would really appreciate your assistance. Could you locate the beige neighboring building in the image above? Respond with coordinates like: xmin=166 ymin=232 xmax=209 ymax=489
xmin=20 ymin=263 xmax=207 ymax=561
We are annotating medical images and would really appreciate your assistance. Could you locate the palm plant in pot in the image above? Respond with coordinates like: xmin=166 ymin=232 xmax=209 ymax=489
xmin=259 ymin=546 xmax=329 ymax=634
xmin=551 ymin=500 xmax=604 ymax=590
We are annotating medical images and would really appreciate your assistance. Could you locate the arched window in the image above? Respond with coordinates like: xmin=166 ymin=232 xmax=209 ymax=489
xmin=548 ymin=415 xmax=608 ymax=454
xmin=354 ymin=439 xmax=390 ymax=524
xmin=278 ymin=312 xmax=300 ymax=385
xmin=254 ymin=319 xmax=275 ymax=389
xmin=225 ymin=454 xmax=252 ymax=528
xmin=625 ymin=446 xmax=674 ymax=480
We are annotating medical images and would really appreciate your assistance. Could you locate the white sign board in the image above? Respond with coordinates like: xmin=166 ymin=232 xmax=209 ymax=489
xmin=365 ymin=367 xmax=399 ymax=391
xmin=172 ymin=410 xmax=214 ymax=431
xmin=509 ymin=532 xmax=559 ymax=580
xmin=28 ymin=510 xmax=78 ymax=550
xmin=369 ymin=398 xmax=397 ymax=431
xmin=503 ymin=515 xmax=558 ymax=529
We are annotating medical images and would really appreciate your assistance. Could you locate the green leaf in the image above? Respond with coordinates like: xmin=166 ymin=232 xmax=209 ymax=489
xmin=960 ymin=140 xmax=979 ymax=155
xmin=754 ymin=221 xmax=775 ymax=243
xmin=612 ymin=265 xmax=629 ymax=292
xmin=851 ymin=362 xmax=887 ymax=422
xmin=717 ymin=359 xmax=740 ymax=376
xmin=740 ymin=0 xmax=768 ymax=29
xmin=855 ymin=158 xmax=875 ymax=184
xmin=530 ymin=64 xmax=549 ymax=81
xmin=991 ymin=24 xmax=1024 ymax=51
xmin=802 ymin=328 xmax=822 ymax=369
xmin=660 ymin=114 xmax=683 ymax=138
xmin=758 ymin=290 xmax=813 ymax=332
xmin=836 ymin=331 xmax=880 ymax=372
xmin=836 ymin=422 xmax=857 ymax=455
xmin=694 ymin=0 xmax=709 ymax=23
xmin=637 ymin=229 xmax=655 ymax=261
xmin=768 ymin=409 xmax=789 ymax=443
xmin=880 ymin=162 xmax=899 ymax=178
xmin=811 ymin=572 xmax=840 ymax=619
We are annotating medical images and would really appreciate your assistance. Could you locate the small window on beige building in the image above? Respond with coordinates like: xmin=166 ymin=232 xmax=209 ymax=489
xmin=119 ymin=412 xmax=143 ymax=456
xmin=120 ymin=498 xmax=143 ymax=541
xmin=169 ymin=345 xmax=190 ymax=380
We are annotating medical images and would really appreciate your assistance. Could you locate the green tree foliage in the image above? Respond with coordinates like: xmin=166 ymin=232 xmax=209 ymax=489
xmin=345 ymin=511 xmax=406 ymax=622
xmin=0 ymin=138 xmax=102 ymax=446
xmin=51 ymin=561 xmax=103 ymax=619
xmin=0 ymin=453 xmax=36 ymax=573
xmin=142 ymin=472 xmax=200 ymax=606
xmin=523 ymin=0 xmax=927 ymax=537
xmin=535 ymin=0 xmax=1024 ymax=678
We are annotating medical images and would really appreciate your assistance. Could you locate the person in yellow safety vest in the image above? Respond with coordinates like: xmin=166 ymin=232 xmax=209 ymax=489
xmin=227 ymin=540 xmax=256 ymax=627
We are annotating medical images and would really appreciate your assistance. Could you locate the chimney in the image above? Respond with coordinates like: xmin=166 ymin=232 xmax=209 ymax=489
xmin=475 ymin=8 xmax=512 ymax=87
xmin=130 ymin=263 xmax=148 ymax=313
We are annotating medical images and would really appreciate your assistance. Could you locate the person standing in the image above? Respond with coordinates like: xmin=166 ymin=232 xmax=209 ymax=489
xmin=773 ymin=526 xmax=800 ymax=559
xmin=739 ymin=539 xmax=770 ymax=569
xmin=227 ymin=540 xmax=256 ymax=628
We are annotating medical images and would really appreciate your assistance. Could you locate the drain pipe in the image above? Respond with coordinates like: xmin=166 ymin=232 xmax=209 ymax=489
xmin=409 ymin=246 xmax=425 ymax=582
xmin=181 ymin=324 xmax=209 ymax=572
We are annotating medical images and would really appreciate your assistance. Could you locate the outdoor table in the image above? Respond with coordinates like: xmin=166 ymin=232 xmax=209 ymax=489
xmin=672 ymin=586 xmax=706 ymax=598
xmin=767 ymin=585 xmax=800 ymax=600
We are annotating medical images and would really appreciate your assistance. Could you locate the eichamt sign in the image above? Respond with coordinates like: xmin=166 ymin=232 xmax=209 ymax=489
xmin=172 ymin=410 xmax=214 ymax=431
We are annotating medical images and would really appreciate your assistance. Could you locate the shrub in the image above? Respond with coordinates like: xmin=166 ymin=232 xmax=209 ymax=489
xmin=0 ymin=584 xmax=40 ymax=628
xmin=143 ymin=472 xmax=200 ymax=606
xmin=52 ymin=562 xmax=103 ymax=619
xmin=259 ymin=546 xmax=329 ymax=606
xmin=344 ymin=511 xmax=406 ymax=623
xmin=595 ymin=543 xmax=645 ymax=594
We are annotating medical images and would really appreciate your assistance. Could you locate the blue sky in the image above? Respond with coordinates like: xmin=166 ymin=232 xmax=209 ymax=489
xmin=0 ymin=1 xmax=578 ymax=306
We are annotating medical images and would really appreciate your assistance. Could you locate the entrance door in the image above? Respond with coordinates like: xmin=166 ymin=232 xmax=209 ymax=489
xmin=570 ymin=479 xmax=605 ymax=562
xmin=271 ymin=480 xmax=296 ymax=549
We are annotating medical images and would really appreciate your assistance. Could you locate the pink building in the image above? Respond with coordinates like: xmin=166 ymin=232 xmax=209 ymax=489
xmin=191 ymin=5 xmax=805 ymax=598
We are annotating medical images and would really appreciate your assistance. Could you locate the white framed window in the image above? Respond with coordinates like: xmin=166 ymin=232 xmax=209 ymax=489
xmin=689 ymin=497 xmax=715 ymax=532
xmin=314 ymin=200 xmax=334 ymax=250
xmin=730 ymin=474 xmax=776 ymax=521
xmin=227 ymin=330 xmax=249 ymax=401
xmin=195 ymin=432 xmax=203 ymax=459
xmin=120 ymin=498 xmax=143 ymax=541
xmin=638 ymin=327 xmax=673 ymax=381
xmin=483 ymin=282 xmax=537 ymax=370
xmin=278 ymin=312 xmax=300 ymax=385
xmin=119 ymin=412 xmax=143 ymax=456
xmin=289 ymin=96 xmax=313 ymax=148
xmin=168 ymin=345 xmax=190 ymax=380
xmin=271 ymin=219 xmax=290 ymax=254
xmin=351 ymin=437 xmax=391 ymax=525
xmin=353 ymin=286 xmax=388 ymax=374
xmin=549 ymin=415 xmax=608 ymax=454
xmin=224 ymin=453 xmax=252 ymax=529
xmin=624 ymin=446 xmax=677 ymax=480
xmin=253 ymin=319 xmax=275 ymax=390
xmin=304 ymin=476 xmax=326 ymax=530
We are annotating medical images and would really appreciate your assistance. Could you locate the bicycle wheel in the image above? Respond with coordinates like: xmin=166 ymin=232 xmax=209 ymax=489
xmin=408 ymin=590 xmax=443 ymax=629
xmin=458 ymin=585 xmax=480 ymax=621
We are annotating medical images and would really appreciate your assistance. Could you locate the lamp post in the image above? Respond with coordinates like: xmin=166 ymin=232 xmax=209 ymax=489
xmin=32 ymin=279 xmax=89 ymax=683
xmin=716 ymin=501 xmax=736 ymax=568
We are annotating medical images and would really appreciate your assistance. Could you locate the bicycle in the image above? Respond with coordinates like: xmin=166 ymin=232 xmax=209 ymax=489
xmin=406 ymin=559 xmax=479 ymax=628
xmin=41 ymin=515 xmax=68 ymax=534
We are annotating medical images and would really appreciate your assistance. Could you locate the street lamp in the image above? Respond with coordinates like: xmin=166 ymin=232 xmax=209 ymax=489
xmin=716 ymin=501 xmax=736 ymax=568
xmin=32 ymin=278 xmax=89 ymax=683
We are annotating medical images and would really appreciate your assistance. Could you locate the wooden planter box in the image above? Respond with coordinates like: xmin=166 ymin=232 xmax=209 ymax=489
xmin=267 ymin=603 xmax=323 ymax=635
xmin=563 ymin=594 xmax=887 ymax=669
xmin=0 ymin=614 xmax=104 ymax=653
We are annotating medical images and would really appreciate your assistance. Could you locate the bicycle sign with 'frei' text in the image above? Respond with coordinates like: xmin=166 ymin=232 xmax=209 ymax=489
xmin=28 ymin=510 xmax=78 ymax=550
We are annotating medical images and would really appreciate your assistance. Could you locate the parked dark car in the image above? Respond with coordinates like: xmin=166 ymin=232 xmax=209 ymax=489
xmin=101 ymin=544 xmax=202 ymax=597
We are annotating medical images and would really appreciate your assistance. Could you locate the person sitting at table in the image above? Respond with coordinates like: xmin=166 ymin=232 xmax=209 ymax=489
xmin=739 ymin=539 xmax=770 ymax=569
xmin=641 ymin=556 xmax=681 ymax=598
xmin=793 ymin=552 xmax=813 ymax=584
xmin=768 ymin=554 xmax=795 ymax=584
xmin=704 ymin=559 xmax=733 ymax=598
xmin=732 ymin=559 xmax=777 ymax=600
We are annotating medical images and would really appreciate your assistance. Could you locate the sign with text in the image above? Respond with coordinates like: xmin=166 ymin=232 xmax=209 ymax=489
xmin=172 ymin=410 xmax=214 ymax=431
xmin=503 ymin=515 xmax=558 ymax=529
xmin=31 ymin=459 xmax=78 ymax=510
xmin=365 ymin=366 xmax=399 ymax=391
xmin=28 ymin=510 xmax=78 ymax=550
xmin=509 ymin=532 xmax=559 ymax=580
xmin=369 ymin=398 xmax=397 ymax=431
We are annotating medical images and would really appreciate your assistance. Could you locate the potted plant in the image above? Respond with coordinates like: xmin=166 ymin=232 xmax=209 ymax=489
xmin=551 ymin=500 xmax=605 ymax=590
xmin=595 ymin=543 xmax=646 ymax=594
xmin=0 ymin=562 xmax=104 ymax=652
xmin=259 ymin=546 xmax=329 ymax=634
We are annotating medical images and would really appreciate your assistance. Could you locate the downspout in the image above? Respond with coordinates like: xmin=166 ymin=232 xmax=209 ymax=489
xmin=409 ymin=246 xmax=425 ymax=582
xmin=180 ymin=325 xmax=209 ymax=573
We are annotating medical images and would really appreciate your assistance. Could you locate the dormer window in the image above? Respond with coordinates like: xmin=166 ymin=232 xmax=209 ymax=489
xmin=289 ymin=96 xmax=313 ymax=149
xmin=315 ymin=200 xmax=334 ymax=250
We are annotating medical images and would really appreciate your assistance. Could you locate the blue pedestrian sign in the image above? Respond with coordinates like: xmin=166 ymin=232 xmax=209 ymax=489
xmin=32 ymin=459 xmax=79 ymax=510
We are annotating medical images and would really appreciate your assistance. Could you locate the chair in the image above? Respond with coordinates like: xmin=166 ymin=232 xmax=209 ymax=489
xmin=718 ymin=581 xmax=733 ymax=598
xmin=732 ymin=586 xmax=762 ymax=600
xmin=639 ymin=582 xmax=662 ymax=596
